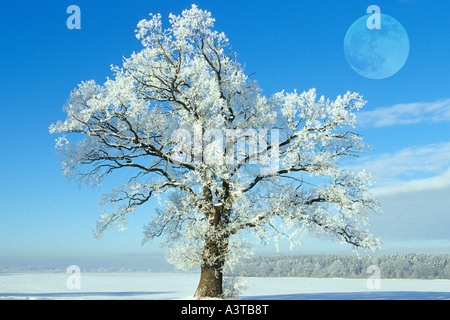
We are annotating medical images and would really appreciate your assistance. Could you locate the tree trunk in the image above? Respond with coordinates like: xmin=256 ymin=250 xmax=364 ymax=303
xmin=194 ymin=202 xmax=228 ymax=299
xmin=194 ymin=249 xmax=225 ymax=298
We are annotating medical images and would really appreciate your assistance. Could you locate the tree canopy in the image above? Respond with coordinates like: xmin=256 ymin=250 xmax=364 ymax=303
xmin=50 ymin=5 xmax=381 ymax=297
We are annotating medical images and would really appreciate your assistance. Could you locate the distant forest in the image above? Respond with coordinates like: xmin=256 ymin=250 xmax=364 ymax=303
xmin=227 ymin=253 xmax=450 ymax=279
xmin=2 ymin=253 xmax=449 ymax=279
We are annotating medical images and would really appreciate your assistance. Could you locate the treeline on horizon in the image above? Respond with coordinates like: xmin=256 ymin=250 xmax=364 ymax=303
xmin=2 ymin=253 xmax=450 ymax=279
xmin=227 ymin=253 xmax=450 ymax=280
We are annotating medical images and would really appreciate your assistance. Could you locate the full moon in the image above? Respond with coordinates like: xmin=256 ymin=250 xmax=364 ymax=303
xmin=344 ymin=14 xmax=409 ymax=79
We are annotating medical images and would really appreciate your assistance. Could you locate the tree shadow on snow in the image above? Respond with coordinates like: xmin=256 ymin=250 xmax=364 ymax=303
xmin=242 ymin=291 xmax=450 ymax=300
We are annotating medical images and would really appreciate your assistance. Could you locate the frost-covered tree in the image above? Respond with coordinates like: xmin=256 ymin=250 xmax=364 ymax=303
xmin=50 ymin=5 xmax=381 ymax=298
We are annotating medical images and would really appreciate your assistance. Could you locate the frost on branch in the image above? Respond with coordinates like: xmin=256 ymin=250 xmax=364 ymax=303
xmin=50 ymin=5 xmax=381 ymax=296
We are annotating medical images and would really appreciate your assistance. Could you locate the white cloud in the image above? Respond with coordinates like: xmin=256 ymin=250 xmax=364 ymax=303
xmin=357 ymin=98 xmax=450 ymax=127
xmin=371 ymin=168 xmax=450 ymax=197
xmin=347 ymin=142 xmax=450 ymax=196
xmin=346 ymin=98 xmax=450 ymax=244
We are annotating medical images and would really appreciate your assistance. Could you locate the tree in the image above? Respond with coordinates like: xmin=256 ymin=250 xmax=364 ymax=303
xmin=49 ymin=5 xmax=381 ymax=298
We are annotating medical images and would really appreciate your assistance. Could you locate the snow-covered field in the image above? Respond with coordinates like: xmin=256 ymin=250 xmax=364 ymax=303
xmin=0 ymin=272 xmax=448 ymax=300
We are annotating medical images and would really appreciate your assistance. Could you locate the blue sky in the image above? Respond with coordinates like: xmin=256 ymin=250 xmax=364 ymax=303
xmin=0 ymin=0 xmax=449 ymax=269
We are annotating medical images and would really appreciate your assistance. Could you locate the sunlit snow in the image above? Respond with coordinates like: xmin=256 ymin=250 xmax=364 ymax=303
xmin=1 ymin=272 xmax=448 ymax=300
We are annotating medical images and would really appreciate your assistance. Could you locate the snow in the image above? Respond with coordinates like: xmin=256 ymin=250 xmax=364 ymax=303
xmin=0 ymin=272 xmax=448 ymax=300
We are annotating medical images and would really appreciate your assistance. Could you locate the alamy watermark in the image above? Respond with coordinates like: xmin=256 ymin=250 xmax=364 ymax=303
xmin=366 ymin=5 xmax=381 ymax=29
xmin=366 ymin=265 xmax=381 ymax=289
xmin=67 ymin=5 xmax=81 ymax=30
xmin=170 ymin=122 xmax=280 ymax=175
xmin=66 ymin=265 xmax=81 ymax=290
